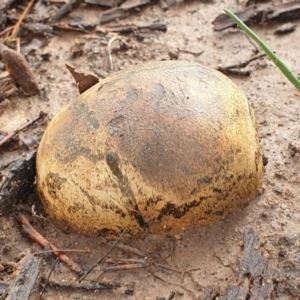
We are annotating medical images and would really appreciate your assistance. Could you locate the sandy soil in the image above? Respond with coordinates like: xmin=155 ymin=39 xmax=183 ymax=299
xmin=1 ymin=1 xmax=300 ymax=299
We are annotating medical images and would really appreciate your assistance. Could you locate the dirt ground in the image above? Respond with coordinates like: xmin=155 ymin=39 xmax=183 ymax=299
xmin=1 ymin=0 xmax=300 ymax=299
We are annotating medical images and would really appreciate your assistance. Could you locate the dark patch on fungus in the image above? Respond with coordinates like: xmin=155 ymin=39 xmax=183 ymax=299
xmin=71 ymin=102 xmax=100 ymax=129
xmin=106 ymin=152 xmax=148 ymax=229
xmin=45 ymin=172 xmax=67 ymax=199
xmin=157 ymin=199 xmax=202 ymax=221
xmin=56 ymin=139 xmax=104 ymax=164
xmin=197 ymin=176 xmax=213 ymax=185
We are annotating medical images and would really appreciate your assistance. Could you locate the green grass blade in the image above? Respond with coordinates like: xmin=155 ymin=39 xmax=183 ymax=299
xmin=224 ymin=8 xmax=300 ymax=91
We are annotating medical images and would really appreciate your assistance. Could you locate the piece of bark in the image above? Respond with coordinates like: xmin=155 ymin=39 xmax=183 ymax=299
xmin=0 ymin=151 xmax=36 ymax=211
xmin=21 ymin=23 xmax=54 ymax=37
xmin=221 ymin=227 xmax=274 ymax=299
xmin=212 ymin=5 xmax=271 ymax=31
xmin=105 ymin=22 xmax=167 ymax=33
xmin=274 ymin=22 xmax=297 ymax=34
xmin=100 ymin=0 xmax=150 ymax=24
xmin=5 ymin=253 xmax=42 ymax=300
xmin=268 ymin=0 xmax=300 ymax=22
xmin=120 ymin=0 xmax=150 ymax=9
xmin=213 ymin=1 xmax=300 ymax=31
xmin=0 ymin=281 xmax=9 ymax=295
xmin=0 ymin=45 xmax=39 ymax=96
xmin=84 ymin=0 xmax=116 ymax=6
xmin=49 ymin=0 xmax=84 ymax=23
xmin=100 ymin=7 xmax=129 ymax=24
xmin=0 ymin=75 xmax=17 ymax=101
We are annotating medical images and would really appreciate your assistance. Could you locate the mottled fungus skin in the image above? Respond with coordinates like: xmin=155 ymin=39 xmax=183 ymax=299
xmin=36 ymin=61 xmax=264 ymax=238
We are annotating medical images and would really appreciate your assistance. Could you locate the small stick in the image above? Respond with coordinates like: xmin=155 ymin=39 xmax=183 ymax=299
xmin=79 ymin=228 xmax=127 ymax=282
xmin=217 ymin=53 xmax=266 ymax=75
xmin=38 ymin=257 xmax=59 ymax=300
xmin=15 ymin=214 xmax=84 ymax=276
xmin=0 ymin=26 xmax=14 ymax=39
xmin=40 ymin=277 xmax=114 ymax=290
xmin=33 ymin=249 xmax=91 ymax=255
xmin=102 ymin=263 xmax=146 ymax=271
xmin=0 ymin=111 xmax=47 ymax=147
xmin=116 ymin=243 xmax=146 ymax=257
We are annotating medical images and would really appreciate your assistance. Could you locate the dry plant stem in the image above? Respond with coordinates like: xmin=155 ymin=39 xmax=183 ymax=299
xmin=116 ymin=243 xmax=146 ymax=257
xmin=40 ymin=277 xmax=114 ymax=290
xmin=33 ymin=249 xmax=91 ymax=255
xmin=103 ymin=263 xmax=146 ymax=271
xmin=217 ymin=53 xmax=266 ymax=74
xmin=107 ymin=36 xmax=121 ymax=70
xmin=9 ymin=0 xmax=35 ymax=42
xmin=148 ymin=270 xmax=196 ymax=297
xmin=38 ymin=257 xmax=59 ymax=300
xmin=15 ymin=213 xmax=84 ymax=276
xmin=0 ymin=111 xmax=47 ymax=147
xmin=79 ymin=228 xmax=127 ymax=282
xmin=0 ymin=26 xmax=14 ymax=39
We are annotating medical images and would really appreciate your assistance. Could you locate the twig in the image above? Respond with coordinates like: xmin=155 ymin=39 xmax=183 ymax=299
xmin=9 ymin=0 xmax=35 ymax=42
xmin=40 ymin=277 xmax=114 ymax=290
xmin=79 ymin=228 xmax=127 ymax=282
xmin=116 ymin=243 xmax=147 ymax=257
xmin=0 ymin=111 xmax=47 ymax=147
xmin=102 ymin=262 xmax=146 ymax=271
xmin=153 ymin=262 xmax=182 ymax=274
xmin=239 ymin=29 xmax=259 ymax=53
xmin=102 ymin=257 xmax=148 ymax=271
xmin=15 ymin=213 xmax=84 ymax=276
xmin=33 ymin=249 xmax=91 ymax=255
xmin=148 ymin=270 xmax=196 ymax=297
xmin=0 ymin=26 xmax=14 ymax=39
xmin=217 ymin=53 xmax=266 ymax=75
xmin=38 ymin=257 xmax=59 ymax=300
